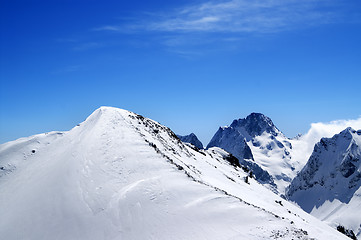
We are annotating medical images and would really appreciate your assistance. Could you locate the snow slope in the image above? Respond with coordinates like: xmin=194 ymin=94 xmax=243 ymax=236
xmin=311 ymin=189 xmax=361 ymax=239
xmin=287 ymin=128 xmax=361 ymax=237
xmin=0 ymin=107 xmax=347 ymax=240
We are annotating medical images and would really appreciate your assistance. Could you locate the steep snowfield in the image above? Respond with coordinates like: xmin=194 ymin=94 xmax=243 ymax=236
xmin=287 ymin=128 xmax=361 ymax=237
xmin=248 ymin=131 xmax=295 ymax=194
xmin=0 ymin=107 xmax=347 ymax=240
xmin=311 ymin=188 xmax=361 ymax=238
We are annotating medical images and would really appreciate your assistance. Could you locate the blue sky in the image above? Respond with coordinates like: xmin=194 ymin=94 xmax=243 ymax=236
xmin=1 ymin=0 xmax=361 ymax=145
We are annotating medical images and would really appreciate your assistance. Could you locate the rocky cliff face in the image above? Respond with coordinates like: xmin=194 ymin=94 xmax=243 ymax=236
xmin=177 ymin=133 xmax=203 ymax=149
xmin=230 ymin=113 xmax=283 ymax=139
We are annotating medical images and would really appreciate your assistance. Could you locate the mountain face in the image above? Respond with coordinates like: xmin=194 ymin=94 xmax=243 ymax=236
xmin=287 ymin=127 xmax=361 ymax=237
xmin=176 ymin=133 xmax=203 ymax=149
xmin=0 ymin=107 xmax=346 ymax=240
xmin=207 ymin=125 xmax=254 ymax=160
xmin=231 ymin=112 xmax=282 ymax=139
xmin=207 ymin=113 xmax=295 ymax=193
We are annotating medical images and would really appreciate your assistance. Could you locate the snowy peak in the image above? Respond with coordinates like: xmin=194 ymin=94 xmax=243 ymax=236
xmin=207 ymin=112 xmax=296 ymax=193
xmin=312 ymin=127 xmax=361 ymax=180
xmin=176 ymin=133 xmax=203 ymax=149
xmin=287 ymin=127 xmax=361 ymax=211
xmin=207 ymin=112 xmax=281 ymax=158
xmin=230 ymin=112 xmax=283 ymax=139
xmin=79 ymin=106 xmax=181 ymax=146
xmin=207 ymin=113 xmax=287 ymax=189
xmin=83 ymin=106 xmax=130 ymax=123
xmin=286 ymin=127 xmax=361 ymax=237
xmin=80 ymin=106 xmax=138 ymax=129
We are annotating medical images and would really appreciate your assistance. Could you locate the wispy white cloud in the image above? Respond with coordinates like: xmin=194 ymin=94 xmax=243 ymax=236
xmin=148 ymin=0 xmax=339 ymax=33
xmin=56 ymin=38 xmax=79 ymax=43
xmin=166 ymin=49 xmax=203 ymax=59
xmin=72 ymin=42 xmax=103 ymax=51
xmin=96 ymin=0 xmax=342 ymax=34
xmin=89 ymin=0 xmax=347 ymax=56
xmin=93 ymin=26 xmax=122 ymax=32
xmin=303 ymin=117 xmax=361 ymax=146
xmin=52 ymin=65 xmax=84 ymax=74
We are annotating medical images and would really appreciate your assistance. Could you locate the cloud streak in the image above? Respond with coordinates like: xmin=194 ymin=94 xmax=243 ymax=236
xmin=151 ymin=0 xmax=339 ymax=33
xmin=90 ymin=0 xmax=347 ymax=56
xmin=96 ymin=0 xmax=342 ymax=34
xmin=72 ymin=42 xmax=103 ymax=51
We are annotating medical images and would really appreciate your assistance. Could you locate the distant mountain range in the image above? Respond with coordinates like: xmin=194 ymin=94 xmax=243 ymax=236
xmin=176 ymin=133 xmax=203 ymax=149
xmin=0 ymin=107 xmax=359 ymax=239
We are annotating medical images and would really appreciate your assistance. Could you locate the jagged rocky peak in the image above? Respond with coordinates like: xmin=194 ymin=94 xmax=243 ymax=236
xmin=286 ymin=127 xmax=361 ymax=212
xmin=177 ymin=133 xmax=203 ymax=149
xmin=337 ymin=127 xmax=359 ymax=140
xmin=206 ymin=112 xmax=299 ymax=194
xmin=230 ymin=112 xmax=283 ymax=139
xmin=206 ymin=113 xmax=278 ymax=187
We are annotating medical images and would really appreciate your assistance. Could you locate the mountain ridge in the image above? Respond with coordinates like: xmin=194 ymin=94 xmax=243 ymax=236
xmin=0 ymin=106 xmax=347 ymax=240
xmin=287 ymin=127 xmax=361 ymax=237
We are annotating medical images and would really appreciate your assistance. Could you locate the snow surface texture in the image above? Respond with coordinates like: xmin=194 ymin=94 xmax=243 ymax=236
xmin=176 ymin=133 xmax=203 ymax=149
xmin=287 ymin=128 xmax=361 ymax=237
xmin=207 ymin=113 xmax=295 ymax=194
xmin=0 ymin=107 xmax=347 ymax=240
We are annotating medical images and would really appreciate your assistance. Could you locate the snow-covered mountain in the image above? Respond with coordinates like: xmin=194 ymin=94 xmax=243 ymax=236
xmin=207 ymin=113 xmax=296 ymax=193
xmin=176 ymin=133 xmax=203 ymax=149
xmin=287 ymin=127 xmax=361 ymax=238
xmin=0 ymin=107 xmax=347 ymax=240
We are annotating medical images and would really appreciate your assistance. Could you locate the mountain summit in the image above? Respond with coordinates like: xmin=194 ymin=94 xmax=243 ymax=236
xmin=230 ymin=112 xmax=282 ymax=139
xmin=207 ymin=113 xmax=295 ymax=193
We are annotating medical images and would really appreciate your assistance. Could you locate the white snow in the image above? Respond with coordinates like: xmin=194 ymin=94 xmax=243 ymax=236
xmin=0 ymin=107 xmax=348 ymax=239
xmin=311 ymin=187 xmax=361 ymax=237
xmin=248 ymin=132 xmax=295 ymax=194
